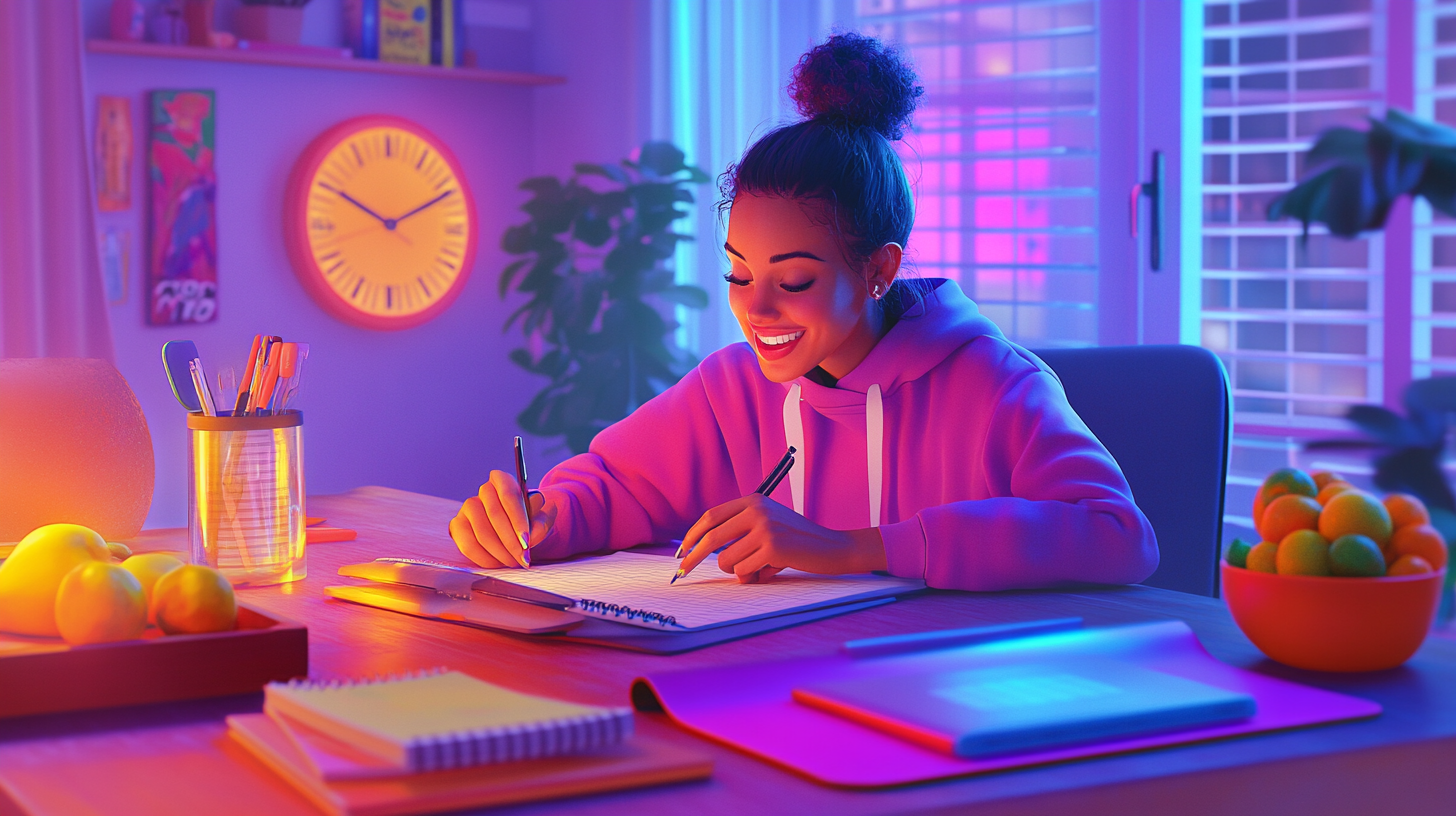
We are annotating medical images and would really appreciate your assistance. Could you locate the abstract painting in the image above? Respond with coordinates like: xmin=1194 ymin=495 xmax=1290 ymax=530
xmin=148 ymin=89 xmax=217 ymax=325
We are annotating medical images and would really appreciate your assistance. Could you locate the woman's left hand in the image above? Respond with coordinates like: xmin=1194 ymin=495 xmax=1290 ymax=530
xmin=675 ymin=494 xmax=887 ymax=583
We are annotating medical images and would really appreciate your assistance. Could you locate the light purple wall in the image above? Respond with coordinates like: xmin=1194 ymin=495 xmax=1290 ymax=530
xmin=81 ymin=0 xmax=646 ymax=529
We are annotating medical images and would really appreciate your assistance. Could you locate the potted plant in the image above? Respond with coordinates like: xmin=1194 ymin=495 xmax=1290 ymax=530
xmin=499 ymin=142 xmax=710 ymax=454
xmin=1270 ymin=109 xmax=1456 ymax=615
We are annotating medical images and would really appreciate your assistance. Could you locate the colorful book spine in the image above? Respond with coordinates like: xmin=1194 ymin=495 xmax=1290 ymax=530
xmin=380 ymin=0 xmax=431 ymax=65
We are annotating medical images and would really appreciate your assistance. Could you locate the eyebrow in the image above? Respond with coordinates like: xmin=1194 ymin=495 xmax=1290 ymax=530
xmin=723 ymin=243 xmax=825 ymax=264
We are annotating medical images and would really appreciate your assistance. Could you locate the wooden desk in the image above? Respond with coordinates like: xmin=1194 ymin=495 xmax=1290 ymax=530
xmin=1 ymin=486 xmax=1453 ymax=815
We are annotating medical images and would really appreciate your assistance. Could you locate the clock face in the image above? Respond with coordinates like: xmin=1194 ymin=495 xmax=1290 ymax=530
xmin=284 ymin=116 xmax=477 ymax=330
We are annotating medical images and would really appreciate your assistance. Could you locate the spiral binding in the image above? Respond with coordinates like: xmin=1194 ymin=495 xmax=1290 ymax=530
xmin=267 ymin=667 xmax=635 ymax=773
xmin=575 ymin=599 xmax=679 ymax=628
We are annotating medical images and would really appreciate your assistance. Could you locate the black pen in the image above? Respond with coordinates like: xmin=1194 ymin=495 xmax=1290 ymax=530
xmin=671 ymin=446 xmax=796 ymax=584
xmin=514 ymin=436 xmax=532 ymax=568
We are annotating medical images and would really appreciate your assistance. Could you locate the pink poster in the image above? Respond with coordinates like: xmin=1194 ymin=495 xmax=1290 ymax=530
xmin=148 ymin=89 xmax=217 ymax=324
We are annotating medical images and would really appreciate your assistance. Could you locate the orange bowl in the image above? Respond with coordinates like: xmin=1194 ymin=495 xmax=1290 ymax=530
xmin=1221 ymin=562 xmax=1444 ymax=672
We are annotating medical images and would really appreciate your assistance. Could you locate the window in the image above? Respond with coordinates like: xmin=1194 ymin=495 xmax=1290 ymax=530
xmin=857 ymin=0 xmax=1100 ymax=347
xmin=1200 ymin=0 xmax=1385 ymax=429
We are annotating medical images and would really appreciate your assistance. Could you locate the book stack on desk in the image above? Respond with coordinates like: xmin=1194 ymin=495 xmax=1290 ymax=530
xmin=227 ymin=668 xmax=712 ymax=816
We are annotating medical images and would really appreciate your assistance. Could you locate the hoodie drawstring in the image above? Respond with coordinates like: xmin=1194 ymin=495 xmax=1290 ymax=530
xmin=783 ymin=383 xmax=806 ymax=514
xmin=781 ymin=382 xmax=884 ymax=528
xmin=867 ymin=384 xmax=882 ymax=528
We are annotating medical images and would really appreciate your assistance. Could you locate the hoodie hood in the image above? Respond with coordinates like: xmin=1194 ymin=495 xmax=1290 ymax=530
xmin=779 ymin=279 xmax=1005 ymax=520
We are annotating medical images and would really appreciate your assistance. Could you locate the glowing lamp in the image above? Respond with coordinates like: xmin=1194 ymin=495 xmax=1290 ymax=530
xmin=0 ymin=358 xmax=154 ymax=543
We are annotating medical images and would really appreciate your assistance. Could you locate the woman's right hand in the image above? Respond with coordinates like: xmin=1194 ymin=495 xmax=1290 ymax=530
xmin=449 ymin=470 xmax=555 ymax=568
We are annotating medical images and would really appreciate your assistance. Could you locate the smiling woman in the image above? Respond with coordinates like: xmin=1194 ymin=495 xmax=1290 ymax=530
xmin=450 ymin=33 xmax=1159 ymax=593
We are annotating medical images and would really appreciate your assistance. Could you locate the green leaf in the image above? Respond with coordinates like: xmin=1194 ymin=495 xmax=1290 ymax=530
xmin=657 ymin=284 xmax=709 ymax=309
xmin=573 ymin=214 xmax=613 ymax=247
xmin=684 ymin=166 xmax=711 ymax=184
xmin=518 ymin=176 xmax=562 ymax=195
xmin=575 ymin=162 xmax=628 ymax=184
xmin=499 ymin=258 xmax=530 ymax=297
xmin=637 ymin=142 xmax=686 ymax=176
xmin=501 ymin=224 xmax=533 ymax=254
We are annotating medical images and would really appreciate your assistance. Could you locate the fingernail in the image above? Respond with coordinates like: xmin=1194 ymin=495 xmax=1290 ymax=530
xmin=673 ymin=544 xmax=684 ymax=558
xmin=522 ymin=548 xmax=531 ymax=568
xmin=519 ymin=532 xmax=529 ymax=551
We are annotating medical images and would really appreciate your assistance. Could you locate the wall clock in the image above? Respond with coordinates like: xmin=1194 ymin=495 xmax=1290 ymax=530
xmin=284 ymin=115 xmax=477 ymax=330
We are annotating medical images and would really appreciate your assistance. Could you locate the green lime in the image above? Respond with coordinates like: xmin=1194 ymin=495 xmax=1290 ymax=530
xmin=1329 ymin=534 xmax=1386 ymax=577
xmin=1226 ymin=538 xmax=1253 ymax=568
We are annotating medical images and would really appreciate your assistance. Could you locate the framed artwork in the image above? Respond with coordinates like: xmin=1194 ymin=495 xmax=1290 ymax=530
xmin=148 ymin=89 xmax=218 ymax=325
xmin=95 ymin=96 xmax=132 ymax=212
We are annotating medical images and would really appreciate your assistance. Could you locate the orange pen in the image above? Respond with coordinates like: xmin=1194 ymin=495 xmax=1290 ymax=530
xmin=232 ymin=334 xmax=263 ymax=416
xmin=253 ymin=341 xmax=286 ymax=416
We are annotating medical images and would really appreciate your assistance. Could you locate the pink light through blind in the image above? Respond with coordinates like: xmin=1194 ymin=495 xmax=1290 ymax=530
xmin=857 ymin=0 xmax=1099 ymax=347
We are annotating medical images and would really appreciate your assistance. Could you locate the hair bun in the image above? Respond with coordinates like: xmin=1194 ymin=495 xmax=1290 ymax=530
xmin=788 ymin=33 xmax=923 ymax=141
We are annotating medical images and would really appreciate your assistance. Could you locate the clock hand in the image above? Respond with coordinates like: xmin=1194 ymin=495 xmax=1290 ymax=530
xmin=319 ymin=182 xmax=392 ymax=226
xmin=392 ymin=190 xmax=454 ymax=224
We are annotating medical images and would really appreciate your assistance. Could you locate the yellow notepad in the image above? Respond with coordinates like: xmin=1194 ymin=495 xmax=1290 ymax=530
xmin=263 ymin=669 xmax=633 ymax=773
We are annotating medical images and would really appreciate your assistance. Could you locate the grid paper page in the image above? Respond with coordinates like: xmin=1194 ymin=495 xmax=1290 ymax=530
xmin=487 ymin=552 xmax=924 ymax=631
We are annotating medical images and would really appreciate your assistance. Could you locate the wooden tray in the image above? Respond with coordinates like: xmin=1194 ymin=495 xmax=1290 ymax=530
xmin=0 ymin=603 xmax=307 ymax=719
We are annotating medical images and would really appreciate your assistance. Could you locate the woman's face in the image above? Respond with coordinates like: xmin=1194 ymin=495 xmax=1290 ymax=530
xmin=724 ymin=195 xmax=896 ymax=383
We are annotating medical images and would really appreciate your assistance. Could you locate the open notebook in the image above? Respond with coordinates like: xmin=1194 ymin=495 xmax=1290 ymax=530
xmin=485 ymin=552 xmax=924 ymax=631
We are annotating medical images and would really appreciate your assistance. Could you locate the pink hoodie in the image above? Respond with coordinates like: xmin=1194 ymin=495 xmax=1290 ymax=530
xmin=533 ymin=279 xmax=1158 ymax=591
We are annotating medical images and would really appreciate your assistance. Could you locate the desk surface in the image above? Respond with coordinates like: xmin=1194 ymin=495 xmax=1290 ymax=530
xmin=1 ymin=486 xmax=1454 ymax=816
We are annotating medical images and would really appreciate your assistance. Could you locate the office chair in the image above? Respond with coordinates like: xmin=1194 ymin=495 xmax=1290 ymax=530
xmin=1032 ymin=345 xmax=1232 ymax=597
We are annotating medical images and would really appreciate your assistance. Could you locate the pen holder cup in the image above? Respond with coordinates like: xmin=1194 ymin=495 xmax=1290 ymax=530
xmin=187 ymin=411 xmax=306 ymax=587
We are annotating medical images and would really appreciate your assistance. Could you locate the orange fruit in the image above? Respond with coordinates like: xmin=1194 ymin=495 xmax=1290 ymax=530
xmin=1259 ymin=494 xmax=1322 ymax=543
xmin=1277 ymin=530 xmax=1331 ymax=576
xmin=1254 ymin=469 xmax=1318 ymax=530
xmin=1318 ymin=491 xmax=1394 ymax=548
xmin=1388 ymin=554 xmax=1436 ymax=576
xmin=150 ymin=564 xmax=237 ymax=635
xmin=120 ymin=553 xmax=185 ymax=623
xmin=1311 ymin=471 xmax=1344 ymax=489
xmin=1384 ymin=494 xmax=1431 ymax=529
xmin=1389 ymin=524 xmax=1448 ymax=570
xmin=1328 ymin=534 xmax=1386 ymax=577
xmin=1246 ymin=540 xmax=1279 ymax=573
xmin=105 ymin=542 xmax=132 ymax=561
xmin=54 ymin=561 xmax=147 ymax=644
xmin=1316 ymin=481 xmax=1354 ymax=506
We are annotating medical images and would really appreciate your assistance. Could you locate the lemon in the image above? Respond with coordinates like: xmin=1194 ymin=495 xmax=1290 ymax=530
xmin=151 ymin=564 xmax=237 ymax=635
xmin=121 ymin=553 xmax=185 ymax=623
xmin=54 ymin=561 xmax=147 ymax=644
xmin=0 ymin=523 xmax=111 ymax=636
xmin=1246 ymin=540 xmax=1279 ymax=573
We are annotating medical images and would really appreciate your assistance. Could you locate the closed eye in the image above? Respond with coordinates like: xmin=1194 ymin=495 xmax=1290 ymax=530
xmin=723 ymin=273 xmax=750 ymax=286
xmin=780 ymin=280 xmax=814 ymax=293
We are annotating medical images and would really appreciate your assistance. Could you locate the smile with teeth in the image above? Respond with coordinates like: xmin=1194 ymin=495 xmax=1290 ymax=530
xmin=757 ymin=330 xmax=805 ymax=346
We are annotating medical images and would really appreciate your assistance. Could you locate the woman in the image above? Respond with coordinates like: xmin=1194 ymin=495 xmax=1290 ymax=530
xmin=450 ymin=33 xmax=1157 ymax=591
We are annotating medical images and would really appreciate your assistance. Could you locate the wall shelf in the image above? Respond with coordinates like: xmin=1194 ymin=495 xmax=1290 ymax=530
xmin=87 ymin=40 xmax=565 ymax=86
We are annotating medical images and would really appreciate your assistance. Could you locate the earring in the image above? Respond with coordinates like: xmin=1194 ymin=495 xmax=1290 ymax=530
xmin=871 ymin=284 xmax=883 ymax=300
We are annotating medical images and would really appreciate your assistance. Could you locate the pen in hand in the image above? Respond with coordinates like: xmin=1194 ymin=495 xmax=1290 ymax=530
xmin=514 ymin=436 xmax=533 ymax=568
xmin=671 ymin=445 xmax=796 ymax=585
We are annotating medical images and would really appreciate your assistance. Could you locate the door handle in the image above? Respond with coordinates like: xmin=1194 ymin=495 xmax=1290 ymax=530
xmin=1129 ymin=150 xmax=1164 ymax=271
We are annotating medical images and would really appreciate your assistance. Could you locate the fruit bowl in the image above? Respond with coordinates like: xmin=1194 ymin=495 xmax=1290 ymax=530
xmin=1222 ymin=562 xmax=1444 ymax=672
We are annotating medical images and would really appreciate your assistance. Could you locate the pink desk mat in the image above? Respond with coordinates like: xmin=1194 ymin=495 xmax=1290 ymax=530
xmin=630 ymin=620 xmax=1382 ymax=788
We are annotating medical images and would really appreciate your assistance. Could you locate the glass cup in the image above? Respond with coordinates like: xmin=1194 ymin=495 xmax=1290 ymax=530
xmin=188 ymin=410 xmax=305 ymax=586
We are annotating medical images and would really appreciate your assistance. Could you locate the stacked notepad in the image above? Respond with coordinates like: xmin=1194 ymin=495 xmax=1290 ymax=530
xmin=226 ymin=669 xmax=710 ymax=816
xmin=252 ymin=669 xmax=632 ymax=776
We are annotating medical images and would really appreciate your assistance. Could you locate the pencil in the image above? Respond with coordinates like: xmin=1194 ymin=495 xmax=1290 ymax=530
xmin=671 ymin=446 xmax=797 ymax=583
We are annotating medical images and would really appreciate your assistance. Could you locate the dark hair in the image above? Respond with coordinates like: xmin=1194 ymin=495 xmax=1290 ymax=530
xmin=720 ymin=33 xmax=923 ymax=278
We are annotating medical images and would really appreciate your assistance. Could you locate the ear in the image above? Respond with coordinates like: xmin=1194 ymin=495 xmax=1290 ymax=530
xmin=867 ymin=243 xmax=903 ymax=298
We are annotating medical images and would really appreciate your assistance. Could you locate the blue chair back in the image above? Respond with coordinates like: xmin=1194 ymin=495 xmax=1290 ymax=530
xmin=1032 ymin=345 xmax=1231 ymax=597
